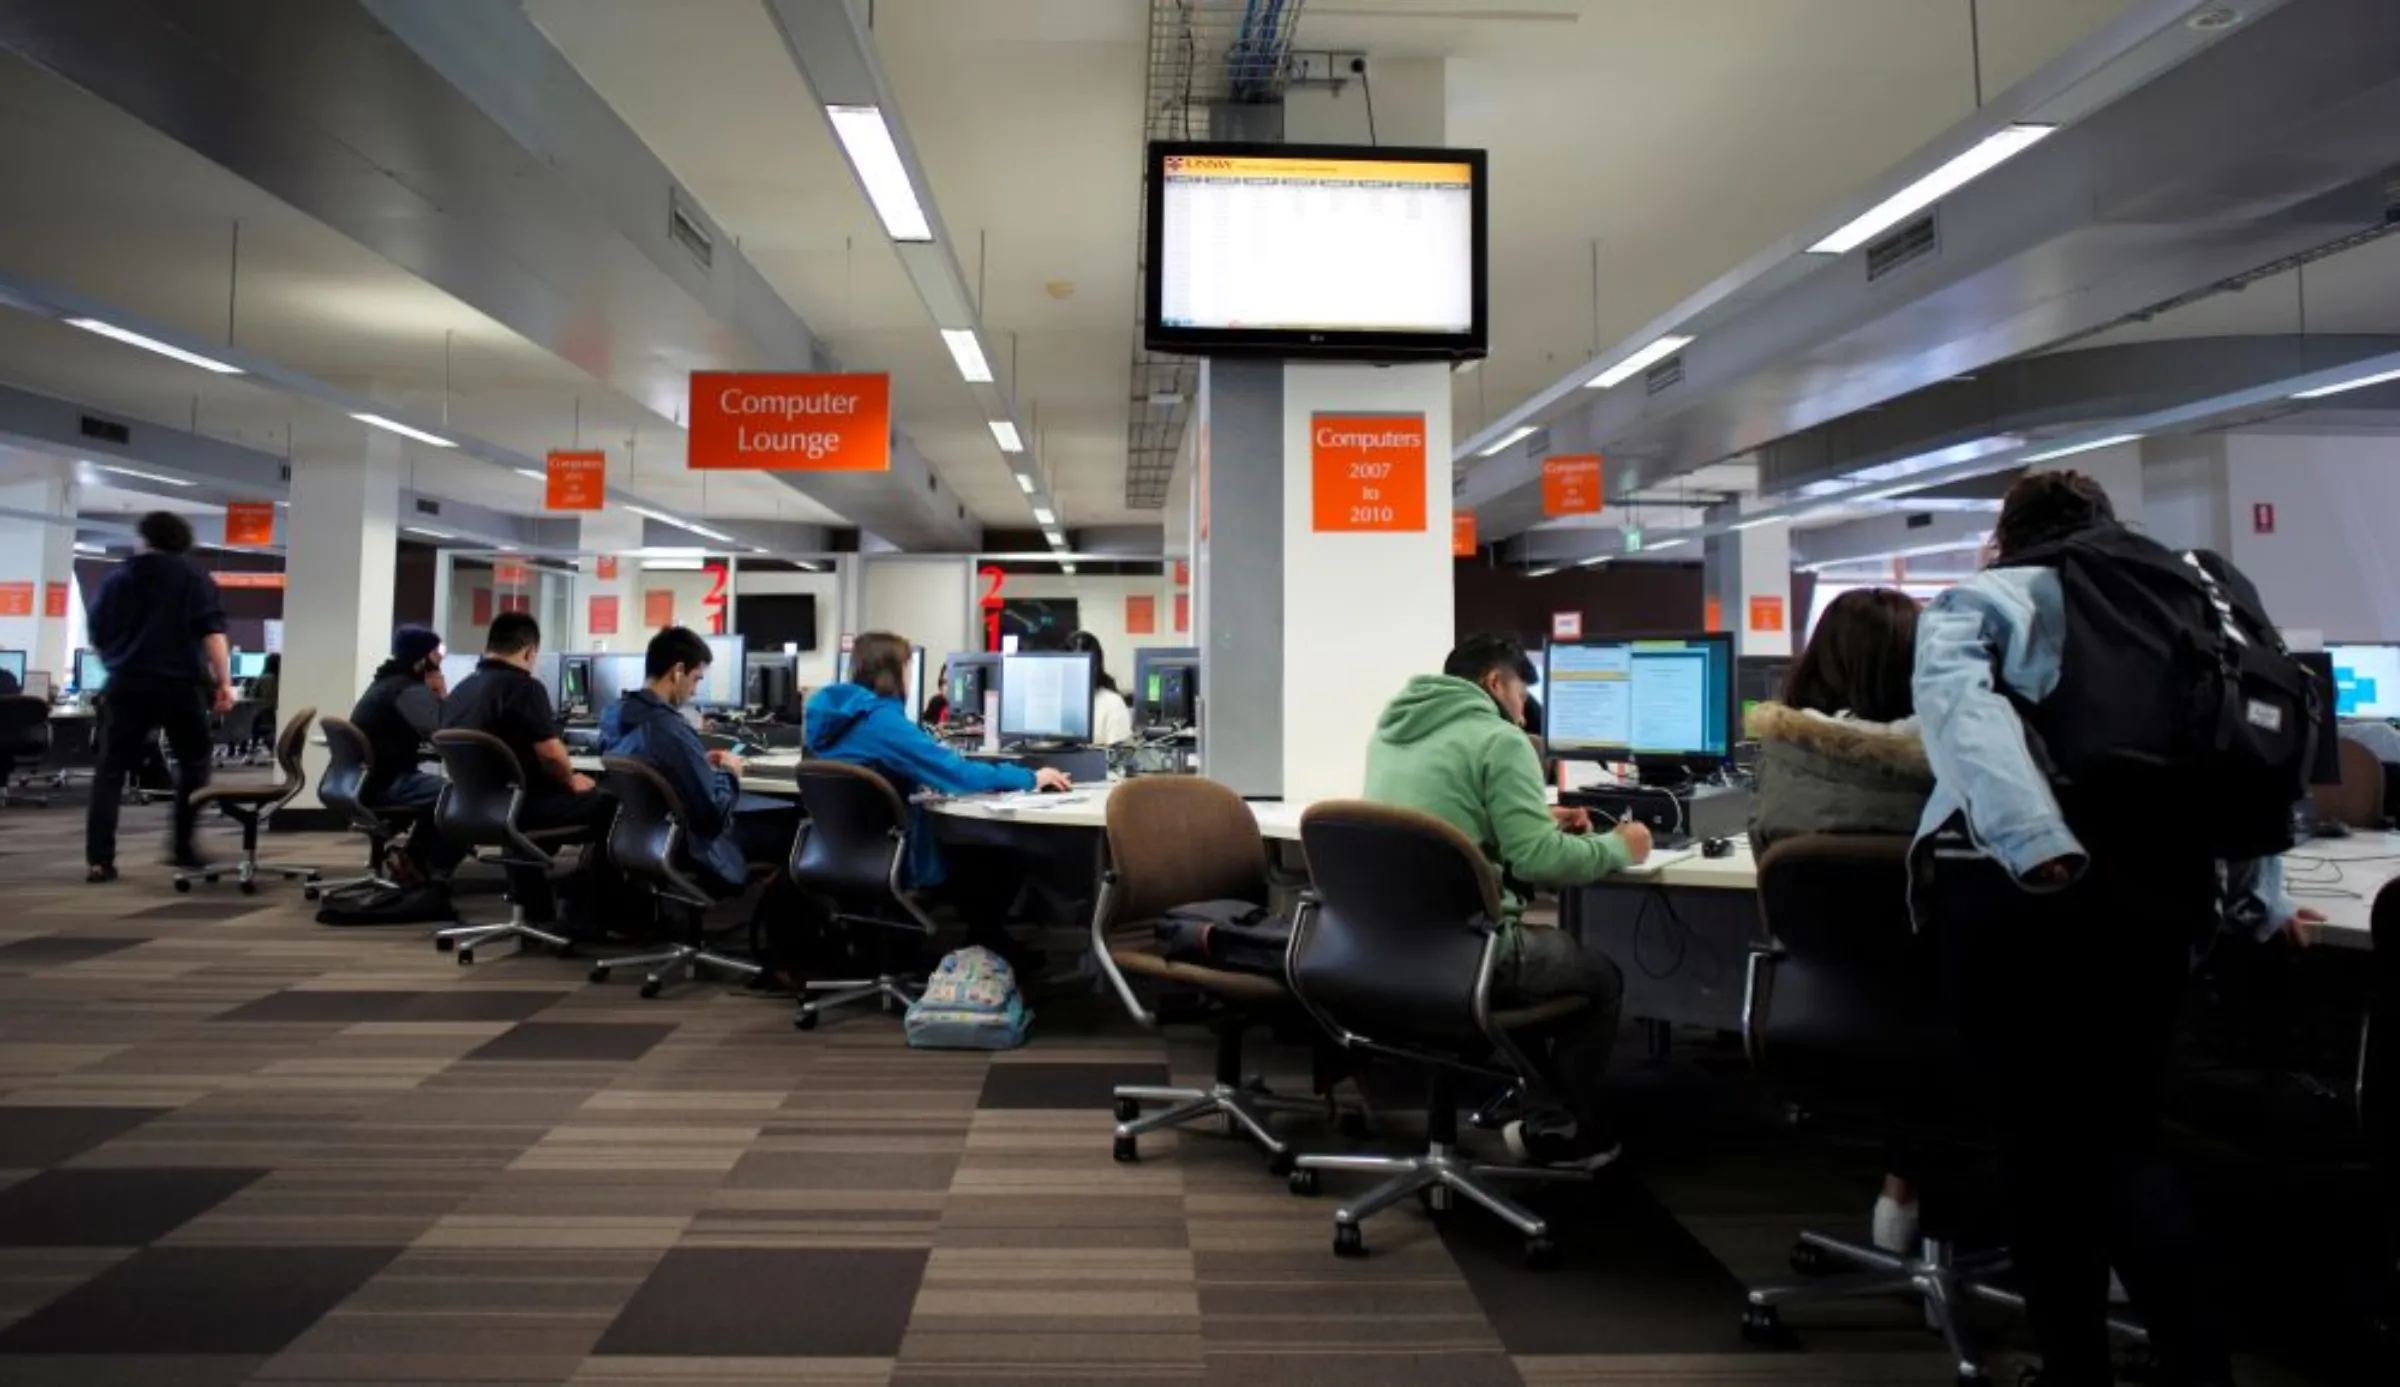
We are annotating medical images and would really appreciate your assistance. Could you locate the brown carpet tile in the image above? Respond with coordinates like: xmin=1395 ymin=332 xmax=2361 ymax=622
xmin=0 ymin=797 xmax=2359 ymax=1386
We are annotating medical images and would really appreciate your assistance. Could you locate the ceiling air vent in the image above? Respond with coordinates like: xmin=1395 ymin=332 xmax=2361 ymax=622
xmin=79 ymin=414 xmax=131 ymax=446
xmin=414 ymin=498 xmax=442 ymax=516
xmin=1866 ymin=214 xmax=1938 ymax=282
xmin=666 ymin=190 xmax=714 ymax=271
xmin=1905 ymin=512 xmax=1934 ymax=530
xmin=1644 ymin=356 xmax=1683 ymax=395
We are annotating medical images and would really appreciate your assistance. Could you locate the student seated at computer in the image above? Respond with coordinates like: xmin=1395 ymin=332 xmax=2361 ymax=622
xmin=1364 ymin=633 xmax=1651 ymax=1169
xmin=249 ymin=652 xmax=280 ymax=711
xmin=351 ymin=625 xmax=450 ymax=810
xmin=602 ymin=626 xmax=799 ymax=894
xmin=920 ymin=663 xmax=950 ymax=728
xmin=440 ymin=612 xmax=614 ymax=842
xmin=804 ymin=631 xmax=1068 ymax=963
xmin=1064 ymin=631 xmax=1134 ymax=745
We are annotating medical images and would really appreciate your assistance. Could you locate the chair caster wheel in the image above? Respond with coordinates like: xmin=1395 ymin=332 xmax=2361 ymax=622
xmin=1523 ymin=1235 xmax=1557 ymax=1270
xmin=435 ymin=936 xmax=455 ymax=952
xmin=588 ymin=965 xmax=611 ymax=984
xmin=1112 ymin=1135 xmax=1138 ymax=1163
xmin=1740 ymin=1303 xmax=1788 ymax=1346
xmin=1788 ymin=1240 xmax=1832 ymax=1276
xmin=1336 ymin=1108 xmax=1369 ymax=1140
xmin=637 ymin=979 xmax=662 ymax=999
xmin=456 ymin=949 xmax=475 ymax=966
xmin=1265 ymin=1148 xmax=1296 ymax=1178
xmin=1288 ymin=1168 xmax=1320 ymax=1197
xmin=794 ymin=1009 xmax=819 ymax=1031
xmin=1113 ymin=1097 xmax=1140 ymax=1123
xmin=174 ymin=879 xmax=192 ymax=894
xmin=303 ymin=887 xmax=320 ymax=902
xmin=1332 ymin=1224 xmax=1365 ymax=1258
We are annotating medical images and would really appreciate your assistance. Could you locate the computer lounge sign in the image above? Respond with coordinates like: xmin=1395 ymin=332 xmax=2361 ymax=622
xmin=688 ymin=372 xmax=891 ymax=472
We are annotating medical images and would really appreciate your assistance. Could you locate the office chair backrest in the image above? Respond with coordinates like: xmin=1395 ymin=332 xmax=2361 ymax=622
xmin=431 ymin=729 xmax=527 ymax=849
xmin=0 ymin=694 xmax=50 ymax=755
xmin=1293 ymin=801 xmax=1503 ymax=1046
xmin=1750 ymin=834 xmax=1943 ymax=1102
xmin=1102 ymin=776 xmax=1269 ymax=924
xmin=270 ymin=708 xmax=316 ymax=787
xmin=601 ymin=756 xmax=712 ymax=907
xmin=316 ymin=716 xmax=376 ymax=826
xmin=2314 ymin=738 xmax=2388 ymax=830
xmin=790 ymin=760 xmax=909 ymax=899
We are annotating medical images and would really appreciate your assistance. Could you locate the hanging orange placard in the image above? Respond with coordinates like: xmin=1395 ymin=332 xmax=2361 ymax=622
xmin=688 ymin=372 xmax=891 ymax=472
xmin=1748 ymin=595 xmax=1786 ymax=634
xmin=545 ymin=450 xmax=606 ymax=511
xmin=1126 ymin=593 xmax=1157 ymax=636
xmin=1452 ymin=512 xmax=1477 ymax=557
xmin=225 ymin=502 xmax=276 ymax=547
xmin=213 ymin=573 xmax=287 ymax=590
xmin=1541 ymin=456 xmax=1602 ymax=517
xmin=494 ymin=561 xmax=529 ymax=587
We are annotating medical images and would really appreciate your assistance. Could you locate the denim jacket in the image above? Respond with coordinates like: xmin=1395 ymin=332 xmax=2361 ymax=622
xmin=1910 ymin=565 xmax=2295 ymax=939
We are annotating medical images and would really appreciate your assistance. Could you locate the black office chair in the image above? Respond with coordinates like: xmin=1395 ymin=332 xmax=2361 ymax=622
xmin=308 ymin=716 xmax=419 ymax=901
xmin=1285 ymin=801 xmax=1594 ymax=1265
xmin=176 ymin=709 xmax=323 ymax=896
xmin=786 ymin=760 xmax=937 ymax=1030
xmin=429 ymin=729 xmax=601 ymax=965
xmin=1736 ymin=835 xmax=2146 ymax=1383
xmin=2369 ymin=880 xmax=2400 ymax=1354
xmin=591 ymin=756 xmax=766 ymax=998
xmin=0 ymin=694 xmax=52 ymax=807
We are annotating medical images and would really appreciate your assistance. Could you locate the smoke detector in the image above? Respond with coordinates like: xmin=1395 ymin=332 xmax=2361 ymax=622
xmin=2187 ymin=7 xmax=2244 ymax=31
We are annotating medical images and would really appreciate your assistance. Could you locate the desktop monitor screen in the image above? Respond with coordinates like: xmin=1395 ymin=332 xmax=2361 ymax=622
xmin=944 ymin=655 xmax=996 ymax=724
xmin=2327 ymin=642 xmax=2400 ymax=720
xmin=439 ymin=654 xmax=481 ymax=692
xmin=696 ymin=634 xmax=747 ymax=708
xmin=560 ymin=657 xmax=592 ymax=711
xmin=231 ymin=651 xmax=267 ymax=680
xmin=74 ymin=648 xmax=108 ymax=695
xmin=2294 ymin=651 xmax=2344 ymax=786
xmin=999 ymin=651 xmax=1094 ymax=743
xmin=0 ymin=649 xmax=24 ymax=689
xmin=533 ymin=653 xmax=564 ymax=706
xmin=588 ymin=653 xmax=644 ymax=711
xmin=1544 ymin=634 xmax=1736 ymax=763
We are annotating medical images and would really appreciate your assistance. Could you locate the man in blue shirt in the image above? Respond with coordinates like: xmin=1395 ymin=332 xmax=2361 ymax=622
xmin=83 ymin=511 xmax=233 ymax=882
xmin=601 ymin=626 xmax=796 ymax=894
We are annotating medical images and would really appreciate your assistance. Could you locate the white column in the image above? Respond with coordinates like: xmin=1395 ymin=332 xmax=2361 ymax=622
xmin=0 ymin=460 xmax=81 ymax=681
xmin=572 ymin=509 xmax=644 ymax=652
xmin=282 ymin=432 xmax=401 ymax=808
xmin=1734 ymin=515 xmax=1794 ymax=659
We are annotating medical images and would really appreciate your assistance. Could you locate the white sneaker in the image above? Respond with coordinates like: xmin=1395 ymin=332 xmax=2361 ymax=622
xmin=1502 ymin=1119 xmax=1624 ymax=1172
xmin=1872 ymin=1195 xmax=1921 ymax=1255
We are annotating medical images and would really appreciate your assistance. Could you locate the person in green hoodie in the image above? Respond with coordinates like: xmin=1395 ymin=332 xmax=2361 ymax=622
xmin=1363 ymin=633 xmax=1652 ymax=1169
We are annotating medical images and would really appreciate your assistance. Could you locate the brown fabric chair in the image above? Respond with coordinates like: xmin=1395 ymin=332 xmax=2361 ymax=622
xmin=2314 ymin=738 xmax=2388 ymax=830
xmin=176 ymin=707 xmax=323 ymax=896
xmin=1096 ymin=777 xmax=1324 ymax=1172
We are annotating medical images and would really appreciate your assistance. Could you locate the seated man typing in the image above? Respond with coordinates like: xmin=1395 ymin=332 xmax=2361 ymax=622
xmin=1364 ymin=634 xmax=1651 ymax=1170
xmin=601 ymin=626 xmax=798 ymax=894
xmin=440 ymin=611 xmax=613 ymax=840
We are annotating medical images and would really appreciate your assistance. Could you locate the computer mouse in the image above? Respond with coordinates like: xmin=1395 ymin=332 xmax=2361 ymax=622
xmin=1038 ymin=780 xmax=1070 ymax=794
xmin=1701 ymin=837 xmax=1734 ymax=859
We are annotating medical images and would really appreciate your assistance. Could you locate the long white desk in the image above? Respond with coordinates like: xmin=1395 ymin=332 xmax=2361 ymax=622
xmin=923 ymin=779 xmax=1306 ymax=841
xmin=2277 ymin=831 xmax=2398 ymax=950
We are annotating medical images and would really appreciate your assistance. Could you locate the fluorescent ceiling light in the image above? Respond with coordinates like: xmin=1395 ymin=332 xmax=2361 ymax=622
xmin=941 ymin=329 xmax=993 ymax=383
xmin=825 ymin=105 xmax=932 ymax=242
xmin=1809 ymin=124 xmax=2056 ymax=255
xmin=513 ymin=468 xmax=547 ymax=481
xmin=1061 ymin=562 xmax=1078 ymax=575
xmin=1042 ymin=529 xmax=1065 ymax=547
xmin=1577 ymin=555 xmax=1610 ymax=569
xmin=352 ymin=413 xmax=456 ymax=448
xmin=64 ymin=317 xmax=243 ymax=374
xmin=1524 ymin=566 xmax=1560 ymax=579
xmin=634 ymin=546 xmax=706 ymax=559
xmin=90 ymin=462 xmax=194 ymax=488
xmin=2021 ymin=432 xmax=2140 ymax=465
xmin=1586 ymin=334 xmax=1694 ymax=390
xmin=1014 ymin=473 xmax=1036 ymax=493
xmin=1477 ymin=424 xmax=1538 ymax=458
xmin=1646 ymin=537 xmax=1691 ymax=551
xmin=623 ymin=504 xmax=732 ymax=544
xmin=402 ymin=526 xmax=454 ymax=540
xmin=989 ymin=420 xmax=1024 ymax=453
xmin=642 ymin=558 xmax=705 ymax=571
xmin=1730 ymin=515 xmax=1783 ymax=532
xmin=1030 ymin=506 xmax=1056 ymax=526
xmin=2293 ymin=365 xmax=2400 ymax=399
xmin=73 ymin=541 xmax=105 ymax=555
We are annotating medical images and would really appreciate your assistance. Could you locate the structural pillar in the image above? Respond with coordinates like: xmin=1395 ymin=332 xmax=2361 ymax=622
xmin=1705 ymin=503 xmax=1794 ymax=659
xmin=0 ymin=458 xmax=80 ymax=682
xmin=573 ymin=509 xmax=645 ymax=652
xmin=282 ymin=431 xmax=402 ymax=809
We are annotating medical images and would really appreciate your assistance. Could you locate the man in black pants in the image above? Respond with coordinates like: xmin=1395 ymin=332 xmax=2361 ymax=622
xmin=83 ymin=511 xmax=233 ymax=882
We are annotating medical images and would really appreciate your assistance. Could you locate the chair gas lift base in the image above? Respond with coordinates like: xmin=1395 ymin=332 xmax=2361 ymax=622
xmin=1109 ymin=1014 xmax=1338 ymax=1177
xmin=435 ymin=908 xmax=574 ymax=968
xmin=175 ymin=709 xmax=323 ymax=897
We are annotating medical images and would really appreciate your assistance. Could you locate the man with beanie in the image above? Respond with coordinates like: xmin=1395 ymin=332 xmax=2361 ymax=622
xmin=352 ymin=626 xmax=449 ymax=811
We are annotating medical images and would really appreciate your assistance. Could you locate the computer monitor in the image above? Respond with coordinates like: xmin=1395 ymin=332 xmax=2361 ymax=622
xmin=943 ymin=653 xmax=1000 ymax=725
xmin=439 ymin=654 xmax=481 ymax=691
xmin=999 ymin=651 xmax=1095 ymax=744
xmin=747 ymin=658 xmax=794 ymax=714
xmin=2327 ymin=642 xmax=2400 ymax=720
xmin=1131 ymin=646 xmax=1200 ymax=728
xmin=1735 ymin=655 xmax=1789 ymax=735
xmin=2294 ymin=651 xmax=2345 ymax=786
xmin=0 ymin=649 xmax=24 ymax=690
xmin=559 ymin=656 xmax=593 ymax=714
xmin=1543 ymin=633 xmax=1737 ymax=770
xmin=231 ymin=651 xmax=267 ymax=680
xmin=588 ymin=653 xmax=645 ymax=711
xmin=696 ymin=634 xmax=747 ymax=709
xmin=73 ymin=648 xmax=108 ymax=696
xmin=533 ymin=652 xmax=564 ymax=706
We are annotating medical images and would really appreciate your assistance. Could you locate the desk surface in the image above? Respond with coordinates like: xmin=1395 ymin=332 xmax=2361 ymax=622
xmin=1609 ymin=840 xmax=1759 ymax=892
xmin=926 ymin=779 xmax=1306 ymax=841
xmin=2279 ymin=831 xmax=2397 ymax=949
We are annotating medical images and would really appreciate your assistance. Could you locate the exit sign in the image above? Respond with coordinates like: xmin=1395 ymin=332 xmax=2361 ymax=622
xmin=2252 ymin=502 xmax=2275 ymax=534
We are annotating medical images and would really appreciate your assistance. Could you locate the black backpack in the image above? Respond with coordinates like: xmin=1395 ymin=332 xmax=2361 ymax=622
xmin=1998 ymin=523 xmax=2315 ymax=861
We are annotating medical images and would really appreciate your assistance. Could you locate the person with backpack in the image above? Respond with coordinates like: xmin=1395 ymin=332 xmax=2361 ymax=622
xmin=1913 ymin=471 xmax=2322 ymax=1387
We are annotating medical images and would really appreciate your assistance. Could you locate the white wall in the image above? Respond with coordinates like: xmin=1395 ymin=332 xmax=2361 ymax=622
xmin=2223 ymin=430 xmax=2400 ymax=640
xmin=861 ymin=556 xmax=972 ymax=663
xmin=2139 ymin=435 xmax=2232 ymax=555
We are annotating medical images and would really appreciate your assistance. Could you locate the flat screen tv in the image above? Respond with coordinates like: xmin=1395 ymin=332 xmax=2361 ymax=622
xmin=1145 ymin=141 xmax=1489 ymax=362
xmin=735 ymin=594 xmax=818 ymax=652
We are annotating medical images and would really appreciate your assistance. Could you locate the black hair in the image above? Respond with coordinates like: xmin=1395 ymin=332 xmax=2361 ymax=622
xmin=261 ymin=653 xmax=280 ymax=676
xmin=1443 ymin=633 xmax=1537 ymax=687
xmin=1783 ymin=588 xmax=1919 ymax=723
xmin=1063 ymin=630 xmax=1120 ymax=695
xmin=1994 ymin=470 xmax=2117 ymax=559
xmin=137 ymin=511 xmax=194 ymax=554
xmin=644 ymin=625 xmax=713 ymax=681
xmin=485 ymin=610 xmax=541 ymax=657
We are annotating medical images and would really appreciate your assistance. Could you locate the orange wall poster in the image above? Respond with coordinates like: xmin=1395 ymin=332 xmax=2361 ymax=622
xmin=1541 ymin=455 xmax=1603 ymax=517
xmin=688 ymin=372 xmax=891 ymax=472
xmin=0 ymin=581 xmax=31 ymax=616
xmin=1552 ymin=610 xmax=1582 ymax=641
xmin=499 ymin=593 xmax=530 ymax=616
xmin=1174 ymin=559 xmax=1189 ymax=588
xmin=494 ymin=561 xmax=530 ymax=587
xmin=1125 ymin=593 xmax=1157 ymax=636
xmin=1704 ymin=595 xmax=1723 ymax=633
xmin=1174 ymin=593 xmax=1190 ymax=634
xmin=545 ymin=450 xmax=606 ymax=510
xmin=225 ymin=502 xmax=276 ymax=547
xmin=213 ymin=573 xmax=286 ymax=590
xmin=589 ymin=595 xmax=620 ymax=637
xmin=595 ymin=555 xmax=618 ymax=581
xmin=1748 ymin=594 xmax=1786 ymax=634
xmin=471 ymin=587 xmax=493 ymax=627
xmin=1452 ymin=512 xmax=1477 ymax=557
xmin=644 ymin=589 xmax=674 ymax=629
xmin=1310 ymin=412 xmax=1427 ymax=534
xmin=44 ymin=582 xmax=68 ymax=618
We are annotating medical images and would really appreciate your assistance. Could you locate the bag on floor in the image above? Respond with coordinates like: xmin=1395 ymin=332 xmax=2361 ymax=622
xmin=315 ymin=880 xmax=457 ymax=927
xmin=903 ymin=945 xmax=1031 ymax=1050
xmin=1155 ymin=899 xmax=1293 ymax=977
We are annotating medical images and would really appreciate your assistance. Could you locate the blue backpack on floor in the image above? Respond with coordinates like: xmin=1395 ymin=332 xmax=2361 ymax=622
xmin=904 ymin=945 xmax=1032 ymax=1050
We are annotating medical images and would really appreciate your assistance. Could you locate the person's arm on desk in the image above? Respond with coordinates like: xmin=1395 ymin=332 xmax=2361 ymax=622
xmin=868 ymin=705 xmax=1040 ymax=796
xmin=2223 ymin=856 xmax=2326 ymax=946
xmin=532 ymin=737 xmax=593 ymax=794
xmin=1485 ymin=731 xmax=1645 ymax=886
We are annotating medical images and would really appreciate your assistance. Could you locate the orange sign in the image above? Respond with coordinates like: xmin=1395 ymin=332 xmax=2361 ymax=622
xmin=1748 ymin=594 xmax=1786 ymax=634
xmin=1552 ymin=611 xmax=1583 ymax=641
xmin=644 ymin=589 xmax=674 ymax=629
xmin=472 ymin=588 xmax=493 ymax=626
xmin=0 ymin=581 xmax=31 ymax=616
xmin=1705 ymin=595 xmax=1723 ymax=633
xmin=1174 ymin=559 xmax=1189 ymax=588
xmin=494 ymin=561 xmax=529 ymax=586
xmin=43 ymin=582 xmax=68 ymax=618
xmin=225 ymin=502 xmax=276 ymax=547
xmin=1310 ymin=413 xmax=1427 ymax=534
xmin=545 ymin=450 xmax=606 ymax=510
xmin=499 ymin=592 xmax=530 ymax=615
xmin=688 ymin=372 xmax=891 ymax=472
xmin=1542 ymin=456 xmax=1603 ymax=517
xmin=1126 ymin=593 xmax=1157 ymax=636
xmin=1452 ymin=512 xmax=1477 ymax=557
xmin=213 ymin=572 xmax=286 ymax=590
xmin=595 ymin=555 xmax=618 ymax=581
xmin=1174 ymin=593 xmax=1190 ymax=634
xmin=589 ymin=594 xmax=620 ymax=636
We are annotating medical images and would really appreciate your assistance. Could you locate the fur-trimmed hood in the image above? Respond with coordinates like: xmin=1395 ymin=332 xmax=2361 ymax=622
xmin=1746 ymin=701 xmax=1931 ymax=777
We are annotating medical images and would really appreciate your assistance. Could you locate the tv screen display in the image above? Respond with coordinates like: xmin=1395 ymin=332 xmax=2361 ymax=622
xmin=735 ymin=594 xmax=818 ymax=653
xmin=1146 ymin=141 xmax=1488 ymax=361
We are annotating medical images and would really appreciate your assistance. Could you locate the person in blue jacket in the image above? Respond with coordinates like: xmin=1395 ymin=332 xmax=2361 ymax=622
xmin=603 ymin=626 xmax=798 ymax=895
xmin=805 ymin=631 xmax=1068 ymax=961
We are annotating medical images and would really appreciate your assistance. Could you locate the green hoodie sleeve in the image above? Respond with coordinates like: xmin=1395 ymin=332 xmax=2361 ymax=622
xmin=1481 ymin=726 xmax=1631 ymax=887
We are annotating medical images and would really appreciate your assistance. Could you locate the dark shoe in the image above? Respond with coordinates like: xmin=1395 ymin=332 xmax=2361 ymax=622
xmin=163 ymin=852 xmax=213 ymax=872
xmin=1504 ymin=1118 xmax=1623 ymax=1172
xmin=85 ymin=863 xmax=117 ymax=884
